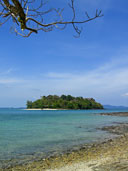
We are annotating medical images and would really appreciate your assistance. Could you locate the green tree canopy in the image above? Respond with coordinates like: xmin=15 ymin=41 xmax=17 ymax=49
xmin=27 ymin=95 xmax=103 ymax=110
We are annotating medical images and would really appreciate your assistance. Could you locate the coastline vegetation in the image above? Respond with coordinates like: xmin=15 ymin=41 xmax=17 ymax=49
xmin=26 ymin=95 xmax=103 ymax=110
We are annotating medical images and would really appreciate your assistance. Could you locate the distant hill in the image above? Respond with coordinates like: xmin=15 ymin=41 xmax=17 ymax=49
xmin=27 ymin=95 xmax=103 ymax=110
xmin=104 ymin=105 xmax=128 ymax=109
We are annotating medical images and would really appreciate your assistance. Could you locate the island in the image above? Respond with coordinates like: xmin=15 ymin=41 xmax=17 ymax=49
xmin=26 ymin=95 xmax=103 ymax=110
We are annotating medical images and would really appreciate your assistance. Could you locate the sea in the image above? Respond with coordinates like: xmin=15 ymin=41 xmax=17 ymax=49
xmin=0 ymin=108 xmax=128 ymax=168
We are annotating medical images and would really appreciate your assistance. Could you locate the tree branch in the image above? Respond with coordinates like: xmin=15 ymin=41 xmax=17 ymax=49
xmin=0 ymin=0 xmax=103 ymax=37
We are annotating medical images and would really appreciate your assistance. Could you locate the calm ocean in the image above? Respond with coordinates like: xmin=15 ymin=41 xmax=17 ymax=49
xmin=0 ymin=108 xmax=128 ymax=168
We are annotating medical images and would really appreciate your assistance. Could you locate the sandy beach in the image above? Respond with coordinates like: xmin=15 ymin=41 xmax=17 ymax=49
xmin=24 ymin=108 xmax=58 ymax=111
xmin=2 ymin=112 xmax=128 ymax=171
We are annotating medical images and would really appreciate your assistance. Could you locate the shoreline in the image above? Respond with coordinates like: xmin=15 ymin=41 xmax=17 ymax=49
xmin=4 ymin=132 xmax=128 ymax=171
xmin=24 ymin=108 xmax=104 ymax=111
xmin=24 ymin=108 xmax=60 ymax=111
xmin=1 ymin=112 xmax=128 ymax=171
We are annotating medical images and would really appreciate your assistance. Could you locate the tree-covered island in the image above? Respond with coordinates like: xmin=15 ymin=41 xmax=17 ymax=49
xmin=27 ymin=95 xmax=103 ymax=110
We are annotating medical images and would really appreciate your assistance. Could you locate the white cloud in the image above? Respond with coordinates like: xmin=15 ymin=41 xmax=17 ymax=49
xmin=32 ymin=57 xmax=128 ymax=106
xmin=1 ymin=50 xmax=128 ymax=107
xmin=0 ymin=68 xmax=22 ymax=85
xmin=122 ymin=93 xmax=128 ymax=97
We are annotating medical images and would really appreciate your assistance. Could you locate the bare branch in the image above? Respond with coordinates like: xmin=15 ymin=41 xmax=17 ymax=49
xmin=0 ymin=0 xmax=103 ymax=37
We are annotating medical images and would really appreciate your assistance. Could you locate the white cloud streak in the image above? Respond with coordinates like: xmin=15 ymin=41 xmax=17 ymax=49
xmin=1 ymin=52 xmax=128 ymax=106
xmin=123 ymin=93 xmax=128 ymax=97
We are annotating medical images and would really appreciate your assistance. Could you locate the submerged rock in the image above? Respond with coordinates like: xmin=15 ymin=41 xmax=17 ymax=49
xmin=98 ymin=123 xmax=128 ymax=135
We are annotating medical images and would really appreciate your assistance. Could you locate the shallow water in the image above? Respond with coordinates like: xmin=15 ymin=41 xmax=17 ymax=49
xmin=0 ymin=108 xmax=128 ymax=168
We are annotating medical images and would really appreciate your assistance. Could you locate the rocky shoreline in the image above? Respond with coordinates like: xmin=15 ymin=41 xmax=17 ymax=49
xmin=99 ymin=123 xmax=128 ymax=135
xmin=100 ymin=112 xmax=128 ymax=117
xmin=1 ymin=112 xmax=128 ymax=171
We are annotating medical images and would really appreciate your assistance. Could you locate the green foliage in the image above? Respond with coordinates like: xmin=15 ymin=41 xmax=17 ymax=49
xmin=27 ymin=95 xmax=103 ymax=110
xmin=26 ymin=101 xmax=33 ymax=109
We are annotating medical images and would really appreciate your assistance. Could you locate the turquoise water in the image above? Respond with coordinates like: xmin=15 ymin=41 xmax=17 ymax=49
xmin=0 ymin=108 xmax=128 ymax=168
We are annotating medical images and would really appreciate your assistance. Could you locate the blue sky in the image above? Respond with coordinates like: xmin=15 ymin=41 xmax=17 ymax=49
xmin=1 ymin=0 xmax=128 ymax=107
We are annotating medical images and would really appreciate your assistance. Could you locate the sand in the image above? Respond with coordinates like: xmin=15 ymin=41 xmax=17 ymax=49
xmin=24 ymin=108 xmax=58 ymax=111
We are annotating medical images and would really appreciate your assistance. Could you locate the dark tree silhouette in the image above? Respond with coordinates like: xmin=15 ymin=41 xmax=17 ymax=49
xmin=0 ymin=0 xmax=103 ymax=37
